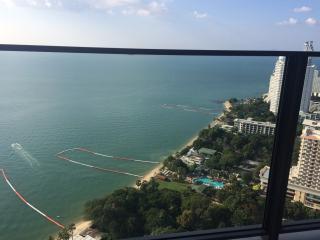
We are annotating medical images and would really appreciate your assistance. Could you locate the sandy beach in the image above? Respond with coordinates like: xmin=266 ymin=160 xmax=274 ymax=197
xmin=73 ymin=220 xmax=92 ymax=236
xmin=66 ymin=101 xmax=230 ymax=239
xmin=68 ymin=134 xmax=200 ymax=238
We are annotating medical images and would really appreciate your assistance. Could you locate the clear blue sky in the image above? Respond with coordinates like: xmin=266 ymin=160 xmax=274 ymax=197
xmin=0 ymin=0 xmax=319 ymax=50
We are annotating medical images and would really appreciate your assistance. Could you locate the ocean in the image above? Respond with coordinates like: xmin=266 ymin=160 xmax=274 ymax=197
xmin=0 ymin=52 xmax=277 ymax=239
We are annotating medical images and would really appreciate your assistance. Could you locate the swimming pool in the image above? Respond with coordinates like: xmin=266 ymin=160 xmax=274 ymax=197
xmin=193 ymin=177 xmax=224 ymax=189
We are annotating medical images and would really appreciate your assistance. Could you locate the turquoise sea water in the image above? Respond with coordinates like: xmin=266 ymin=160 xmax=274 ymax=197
xmin=0 ymin=52 xmax=276 ymax=239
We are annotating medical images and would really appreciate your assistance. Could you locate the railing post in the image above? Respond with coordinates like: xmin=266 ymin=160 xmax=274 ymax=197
xmin=263 ymin=54 xmax=308 ymax=239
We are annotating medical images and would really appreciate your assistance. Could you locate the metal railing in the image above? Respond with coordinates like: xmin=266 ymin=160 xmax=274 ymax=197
xmin=1 ymin=44 xmax=320 ymax=240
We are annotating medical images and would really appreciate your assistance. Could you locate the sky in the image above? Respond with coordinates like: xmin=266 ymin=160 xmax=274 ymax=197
xmin=0 ymin=0 xmax=319 ymax=50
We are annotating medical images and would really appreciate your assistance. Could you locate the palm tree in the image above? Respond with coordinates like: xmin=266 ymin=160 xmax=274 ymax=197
xmin=69 ymin=223 xmax=76 ymax=240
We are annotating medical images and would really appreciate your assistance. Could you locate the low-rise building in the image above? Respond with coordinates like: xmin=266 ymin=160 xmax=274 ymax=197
xmin=74 ymin=235 xmax=97 ymax=240
xmin=220 ymin=124 xmax=234 ymax=132
xmin=198 ymin=148 xmax=217 ymax=158
xmin=180 ymin=155 xmax=203 ymax=166
xmin=234 ymin=118 xmax=276 ymax=135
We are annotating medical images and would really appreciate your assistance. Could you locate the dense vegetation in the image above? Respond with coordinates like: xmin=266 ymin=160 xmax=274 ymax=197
xmin=80 ymin=97 xmax=318 ymax=240
xmin=163 ymin=155 xmax=191 ymax=180
xmin=48 ymin=224 xmax=75 ymax=240
xmin=223 ymin=98 xmax=276 ymax=124
xmin=84 ymin=179 xmax=264 ymax=239
xmin=84 ymin=179 xmax=320 ymax=240
xmin=193 ymin=126 xmax=274 ymax=170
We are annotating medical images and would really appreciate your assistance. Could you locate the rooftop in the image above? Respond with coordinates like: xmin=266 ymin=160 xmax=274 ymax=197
xmin=234 ymin=118 xmax=275 ymax=127
xmin=198 ymin=147 xmax=217 ymax=156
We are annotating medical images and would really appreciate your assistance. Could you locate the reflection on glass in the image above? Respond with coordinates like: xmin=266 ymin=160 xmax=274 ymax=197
xmin=280 ymin=42 xmax=320 ymax=222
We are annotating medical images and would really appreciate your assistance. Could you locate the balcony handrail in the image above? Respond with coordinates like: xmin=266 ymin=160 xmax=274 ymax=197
xmin=0 ymin=44 xmax=320 ymax=57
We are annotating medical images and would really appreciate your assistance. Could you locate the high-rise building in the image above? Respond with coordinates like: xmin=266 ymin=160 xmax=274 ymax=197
xmin=260 ymin=119 xmax=320 ymax=209
xmin=267 ymin=56 xmax=285 ymax=114
xmin=300 ymin=41 xmax=316 ymax=113
xmin=290 ymin=123 xmax=320 ymax=190
xmin=266 ymin=41 xmax=317 ymax=114
xmin=312 ymin=69 xmax=320 ymax=96
xmin=289 ymin=121 xmax=320 ymax=209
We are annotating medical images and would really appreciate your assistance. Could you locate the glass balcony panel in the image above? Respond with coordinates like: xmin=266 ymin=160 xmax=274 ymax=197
xmin=283 ymin=56 xmax=320 ymax=222
xmin=0 ymin=51 xmax=283 ymax=239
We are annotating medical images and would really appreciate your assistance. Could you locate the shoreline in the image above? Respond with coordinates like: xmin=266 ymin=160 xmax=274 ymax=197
xmin=73 ymin=220 xmax=92 ymax=236
xmin=139 ymin=133 xmax=200 ymax=183
xmin=67 ymin=101 xmax=229 ymax=239
xmin=138 ymin=106 xmax=223 ymax=185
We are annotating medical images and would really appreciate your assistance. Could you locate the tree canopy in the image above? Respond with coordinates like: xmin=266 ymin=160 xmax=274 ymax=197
xmin=84 ymin=179 xmax=268 ymax=239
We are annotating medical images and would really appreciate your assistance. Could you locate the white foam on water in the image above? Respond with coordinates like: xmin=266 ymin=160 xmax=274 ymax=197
xmin=11 ymin=143 xmax=40 ymax=168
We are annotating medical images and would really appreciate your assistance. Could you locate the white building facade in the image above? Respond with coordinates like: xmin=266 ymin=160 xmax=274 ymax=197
xmin=260 ymin=166 xmax=320 ymax=210
xmin=267 ymin=56 xmax=285 ymax=114
xmin=290 ymin=128 xmax=320 ymax=189
xmin=312 ymin=70 xmax=320 ymax=96
xmin=266 ymin=41 xmax=317 ymax=114
xmin=300 ymin=41 xmax=316 ymax=113
xmin=260 ymin=120 xmax=320 ymax=210
xmin=234 ymin=118 xmax=276 ymax=135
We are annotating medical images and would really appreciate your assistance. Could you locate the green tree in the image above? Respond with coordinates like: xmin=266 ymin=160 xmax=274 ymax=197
xmin=283 ymin=201 xmax=320 ymax=221
xmin=150 ymin=226 xmax=177 ymax=236
xmin=69 ymin=224 xmax=76 ymax=240
xmin=57 ymin=228 xmax=70 ymax=240
xmin=56 ymin=223 xmax=76 ymax=240
xmin=144 ymin=208 xmax=175 ymax=233
xmin=177 ymin=210 xmax=195 ymax=230
xmin=201 ymin=205 xmax=232 ymax=228
xmin=241 ymin=172 xmax=253 ymax=185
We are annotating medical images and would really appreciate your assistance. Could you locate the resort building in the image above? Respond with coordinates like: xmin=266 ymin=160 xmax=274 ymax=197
xmin=181 ymin=148 xmax=204 ymax=166
xmin=260 ymin=120 xmax=320 ymax=210
xmin=290 ymin=126 xmax=320 ymax=190
xmin=300 ymin=42 xmax=316 ymax=113
xmin=234 ymin=118 xmax=276 ymax=135
xmin=299 ymin=111 xmax=320 ymax=122
xmin=198 ymin=147 xmax=217 ymax=158
xmin=180 ymin=155 xmax=203 ymax=166
xmin=260 ymin=166 xmax=320 ymax=210
xmin=312 ymin=70 xmax=320 ymax=96
xmin=266 ymin=56 xmax=285 ymax=114
xmin=220 ymin=124 xmax=234 ymax=132
xmin=302 ymin=119 xmax=320 ymax=130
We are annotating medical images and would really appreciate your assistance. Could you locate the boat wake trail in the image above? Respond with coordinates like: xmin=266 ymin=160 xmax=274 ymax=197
xmin=161 ymin=103 xmax=217 ymax=115
xmin=11 ymin=143 xmax=40 ymax=168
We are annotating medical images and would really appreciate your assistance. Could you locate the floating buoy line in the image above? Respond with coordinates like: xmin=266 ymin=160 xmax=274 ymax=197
xmin=56 ymin=147 xmax=159 ymax=178
xmin=56 ymin=155 xmax=143 ymax=178
xmin=1 ymin=146 xmax=158 ymax=228
xmin=0 ymin=169 xmax=64 ymax=229
xmin=57 ymin=147 xmax=159 ymax=164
